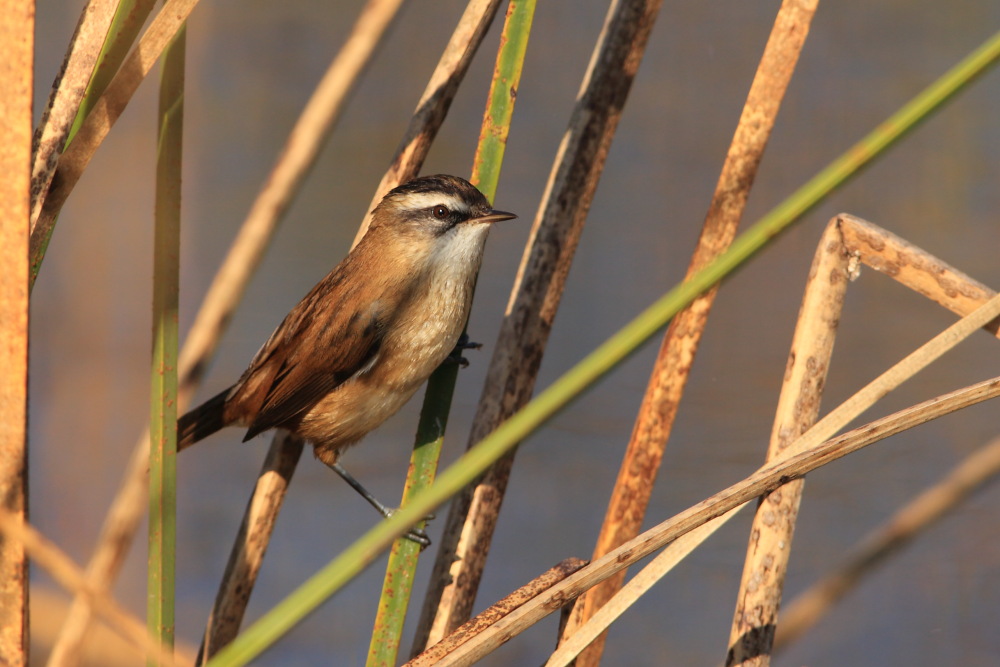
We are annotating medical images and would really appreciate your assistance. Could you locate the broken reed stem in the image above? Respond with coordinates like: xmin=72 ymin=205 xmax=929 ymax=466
xmin=838 ymin=214 xmax=999 ymax=338
xmin=773 ymin=433 xmax=1000 ymax=652
xmin=424 ymin=375 xmax=1000 ymax=666
xmin=727 ymin=215 xmax=1000 ymax=666
xmin=559 ymin=2 xmax=819 ymax=663
xmin=549 ymin=216 xmax=1000 ymax=665
xmin=413 ymin=0 xmax=666 ymax=649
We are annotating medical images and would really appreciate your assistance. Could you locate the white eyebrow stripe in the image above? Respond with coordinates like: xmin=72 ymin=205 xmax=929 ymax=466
xmin=396 ymin=192 xmax=469 ymax=211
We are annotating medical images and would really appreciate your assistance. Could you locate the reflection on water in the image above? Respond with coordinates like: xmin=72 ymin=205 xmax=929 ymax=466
xmin=30 ymin=0 xmax=1000 ymax=664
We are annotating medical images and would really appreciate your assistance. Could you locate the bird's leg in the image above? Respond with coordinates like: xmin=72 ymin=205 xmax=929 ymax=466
xmin=328 ymin=461 xmax=431 ymax=548
xmin=445 ymin=331 xmax=482 ymax=368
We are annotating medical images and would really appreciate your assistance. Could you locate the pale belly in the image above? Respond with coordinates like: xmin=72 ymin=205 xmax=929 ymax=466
xmin=299 ymin=273 xmax=472 ymax=464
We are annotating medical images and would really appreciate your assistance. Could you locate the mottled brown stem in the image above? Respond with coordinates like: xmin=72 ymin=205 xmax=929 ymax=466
xmin=726 ymin=219 xmax=850 ymax=667
xmin=559 ymin=2 xmax=818 ymax=663
xmin=412 ymin=0 xmax=665 ymax=653
xmin=196 ymin=433 xmax=304 ymax=663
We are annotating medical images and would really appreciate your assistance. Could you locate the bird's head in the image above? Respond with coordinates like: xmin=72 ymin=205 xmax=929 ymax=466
xmin=370 ymin=174 xmax=517 ymax=239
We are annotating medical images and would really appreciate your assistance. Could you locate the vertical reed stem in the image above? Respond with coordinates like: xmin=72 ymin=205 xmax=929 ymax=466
xmin=148 ymin=24 xmax=186 ymax=665
xmin=0 ymin=0 xmax=33 ymax=664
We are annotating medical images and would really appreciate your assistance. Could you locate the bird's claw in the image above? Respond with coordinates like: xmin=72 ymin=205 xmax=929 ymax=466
xmin=446 ymin=333 xmax=482 ymax=368
xmin=383 ymin=506 xmax=435 ymax=549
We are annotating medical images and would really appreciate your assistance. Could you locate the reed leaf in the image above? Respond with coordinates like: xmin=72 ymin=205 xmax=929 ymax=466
xmin=148 ymin=24 xmax=185 ymax=665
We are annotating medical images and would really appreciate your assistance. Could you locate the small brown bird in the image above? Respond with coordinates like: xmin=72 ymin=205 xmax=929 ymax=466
xmin=178 ymin=175 xmax=515 ymax=525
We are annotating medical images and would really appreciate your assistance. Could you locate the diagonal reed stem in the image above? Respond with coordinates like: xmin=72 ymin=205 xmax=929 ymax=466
xmin=202 ymin=28 xmax=1000 ymax=665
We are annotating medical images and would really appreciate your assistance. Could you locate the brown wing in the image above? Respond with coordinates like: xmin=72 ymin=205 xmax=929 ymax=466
xmin=228 ymin=262 xmax=392 ymax=441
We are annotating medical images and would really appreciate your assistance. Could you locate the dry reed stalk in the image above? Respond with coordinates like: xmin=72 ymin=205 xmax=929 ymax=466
xmin=773 ymin=433 xmax=1000 ymax=651
xmin=354 ymin=0 xmax=505 ymax=245
xmin=727 ymin=218 xmax=1000 ymax=665
xmin=405 ymin=558 xmax=587 ymax=667
xmin=196 ymin=434 xmax=304 ymax=663
xmin=30 ymin=0 xmax=117 ymax=225
xmin=49 ymin=0 xmax=409 ymax=660
xmin=0 ymin=509 xmax=192 ymax=667
xmin=189 ymin=0 xmax=504 ymax=653
xmin=559 ymin=2 xmax=819 ymax=662
xmin=413 ymin=0 xmax=665 ymax=651
xmin=726 ymin=216 xmax=849 ymax=666
xmin=418 ymin=375 xmax=1000 ymax=666
xmin=30 ymin=0 xmax=201 ymax=250
xmin=0 ymin=2 xmax=32 ymax=663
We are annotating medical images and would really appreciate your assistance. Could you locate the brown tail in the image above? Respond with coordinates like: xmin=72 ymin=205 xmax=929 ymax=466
xmin=177 ymin=387 xmax=233 ymax=451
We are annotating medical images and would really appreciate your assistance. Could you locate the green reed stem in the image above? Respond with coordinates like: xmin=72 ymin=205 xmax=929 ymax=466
xmin=364 ymin=3 xmax=536 ymax=666
xmin=148 ymin=24 xmax=185 ymax=666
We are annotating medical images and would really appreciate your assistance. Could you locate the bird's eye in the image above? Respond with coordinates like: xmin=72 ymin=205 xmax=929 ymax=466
xmin=432 ymin=205 xmax=450 ymax=219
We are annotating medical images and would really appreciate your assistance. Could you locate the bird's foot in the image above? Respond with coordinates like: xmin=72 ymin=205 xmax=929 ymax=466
xmin=382 ymin=506 xmax=435 ymax=548
xmin=328 ymin=461 xmax=434 ymax=548
xmin=446 ymin=332 xmax=482 ymax=368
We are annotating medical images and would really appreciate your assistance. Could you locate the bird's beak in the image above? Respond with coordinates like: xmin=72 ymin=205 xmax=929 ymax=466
xmin=473 ymin=209 xmax=518 ymax=225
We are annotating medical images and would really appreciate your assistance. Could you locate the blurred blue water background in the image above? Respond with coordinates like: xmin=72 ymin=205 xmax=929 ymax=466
xmin=30 ymin=1 xmax=1000 ymax=665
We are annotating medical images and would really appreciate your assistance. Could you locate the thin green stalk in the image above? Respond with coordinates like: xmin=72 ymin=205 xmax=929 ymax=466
xmin=30 ymin=0 xmax=157 ymax=288
xmin=148 ymin=24 xmax=185 ymax=665
xmin=365 ymin=3 xmax=536 ymax=665
xmin=203 ymin=26 xmax=1000 ymax=667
